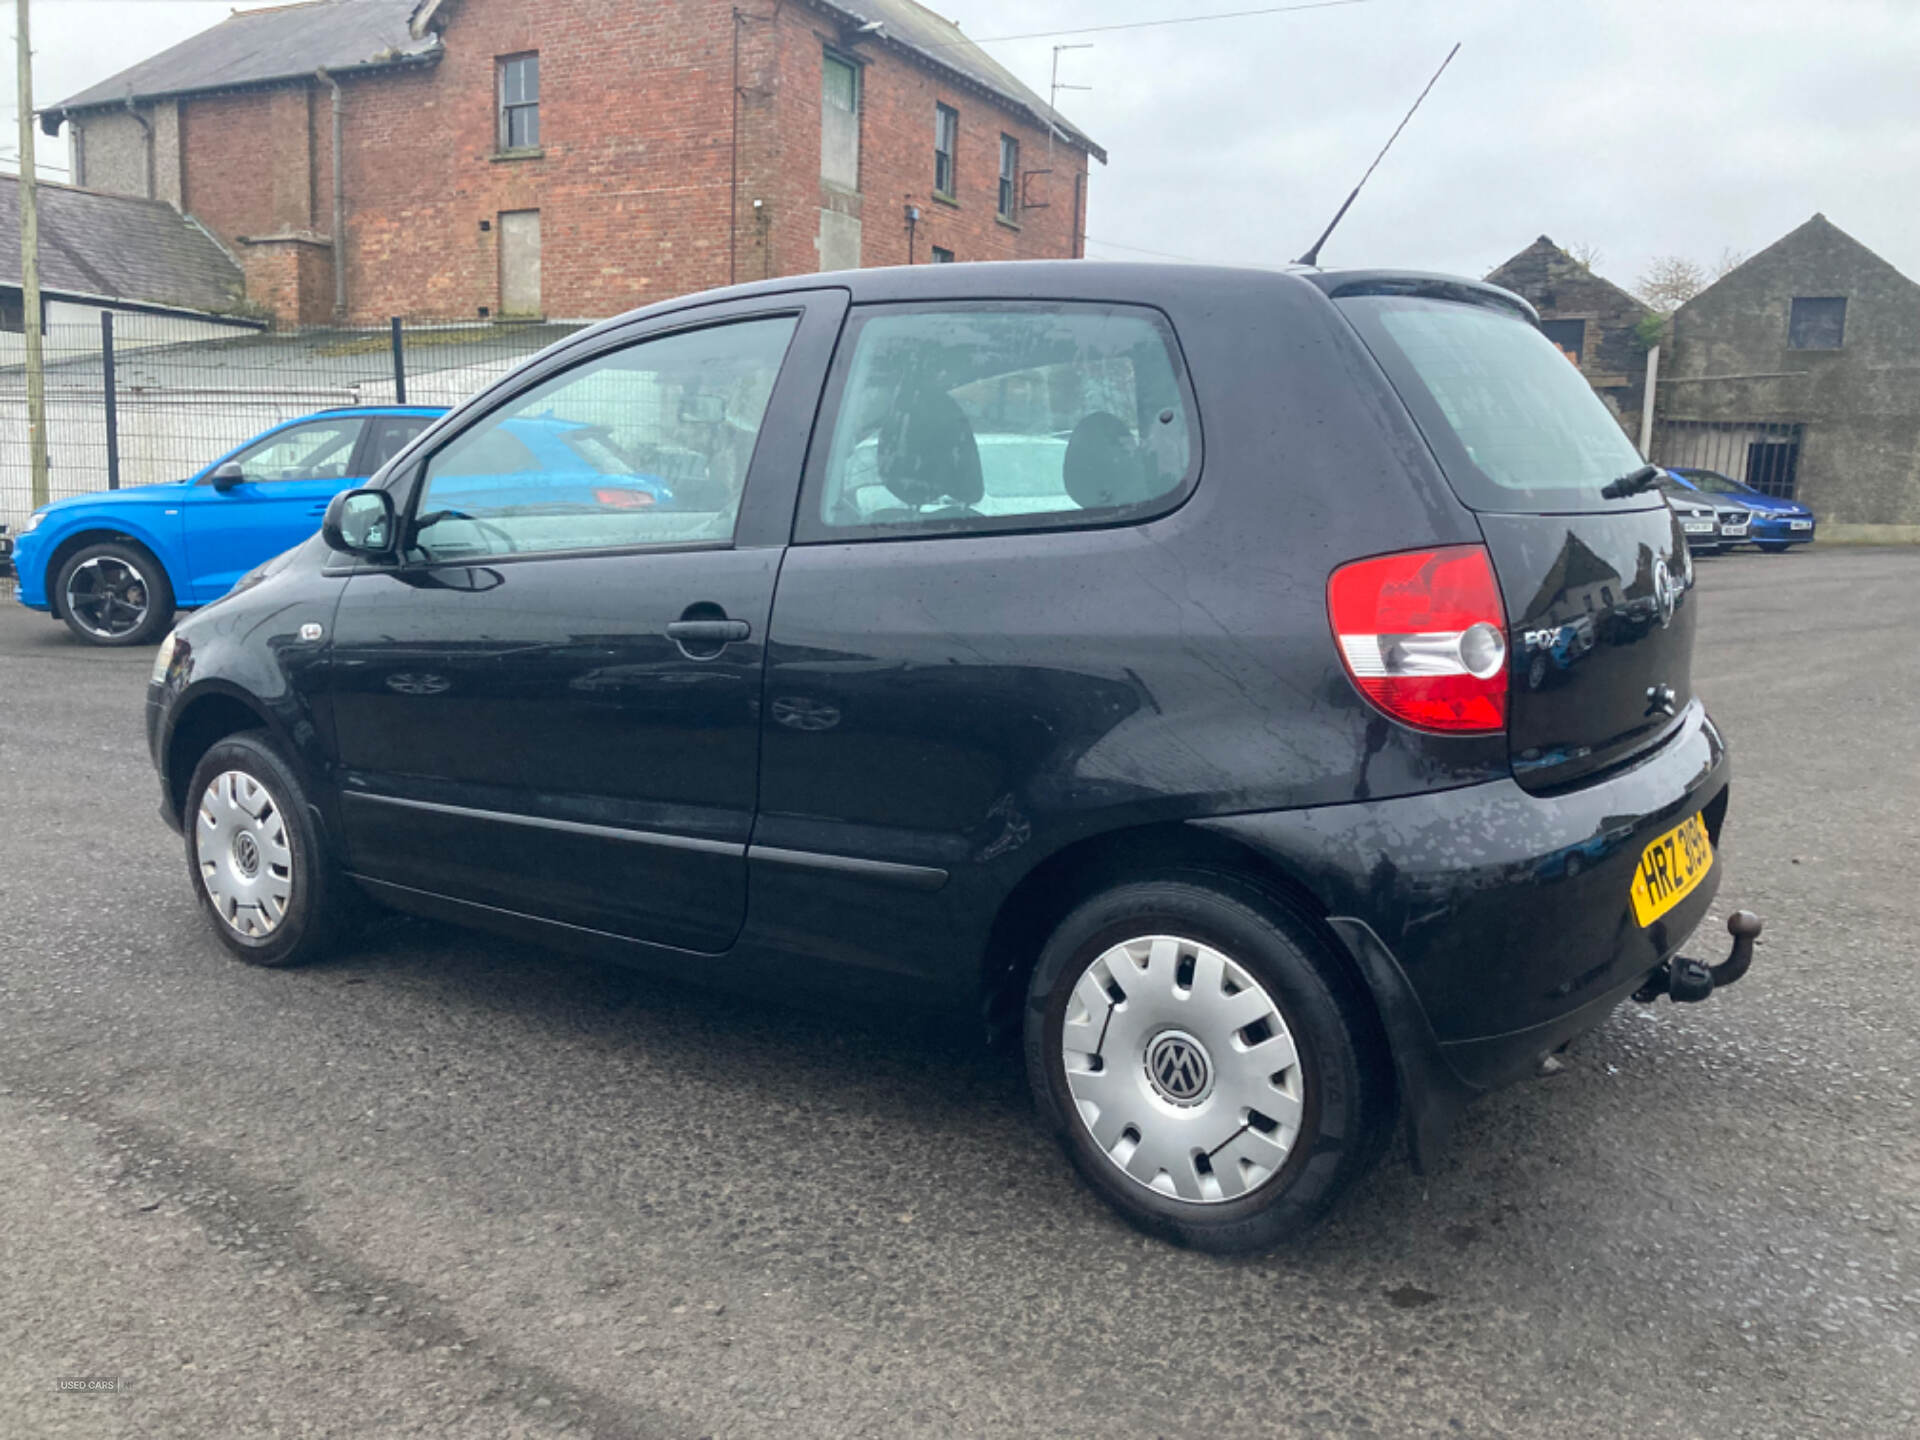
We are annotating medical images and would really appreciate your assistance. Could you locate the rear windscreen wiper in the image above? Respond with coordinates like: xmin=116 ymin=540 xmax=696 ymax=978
xmin=1601 ymin=464 xmax=1663 ymax=499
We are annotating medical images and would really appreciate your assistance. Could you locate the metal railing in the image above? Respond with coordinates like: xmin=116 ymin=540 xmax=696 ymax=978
xmin=0 ymin=313 xmax=580 ymax=528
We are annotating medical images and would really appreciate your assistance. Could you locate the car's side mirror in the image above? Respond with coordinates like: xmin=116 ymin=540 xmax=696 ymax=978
xmin=322 ymin=488 xmax=396 ymax=557
xmin=210 ymin=461 xmax=246 ymax=492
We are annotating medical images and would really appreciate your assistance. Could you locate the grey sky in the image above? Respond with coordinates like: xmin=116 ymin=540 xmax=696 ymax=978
xmin=7 ymin=0 xmax=1919 ymax=294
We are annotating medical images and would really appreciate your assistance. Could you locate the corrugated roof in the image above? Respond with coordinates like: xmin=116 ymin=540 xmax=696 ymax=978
xmin=48 ymin=0 xmax=437 ymax=119
xmin=805 ymin=0 xmax=1104 ymax=161
xmin=0 ymin=176 xmax=246 ymax=314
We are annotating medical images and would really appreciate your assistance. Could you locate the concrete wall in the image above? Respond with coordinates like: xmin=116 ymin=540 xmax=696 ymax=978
xmin=72 ymin=110 xmax=150 ymax=197
xmin=1664 ymin=216 xmax=1920 ymax=530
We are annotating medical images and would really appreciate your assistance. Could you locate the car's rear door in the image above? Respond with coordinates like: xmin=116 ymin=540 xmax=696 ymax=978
xmin=179 ymin=416 xmax=368 ymax=602
xmin=324 ymin=292 xmax=846 ymax=954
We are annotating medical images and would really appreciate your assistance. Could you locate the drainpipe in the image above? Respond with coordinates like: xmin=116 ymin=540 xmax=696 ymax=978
xmin=316 ymin=68 xmax=347 ymax=319
xmin=123 ymin=94 xmax=154 ymax=199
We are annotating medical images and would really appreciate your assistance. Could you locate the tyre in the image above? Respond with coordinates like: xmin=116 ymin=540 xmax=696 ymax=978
xmin=1024 ymin=875 xmax=1394 ymax=1252
xmin=183 ymin=732 xmax=351 ymax=967
xmin=55 ymin=541 xmax=174 ymax=647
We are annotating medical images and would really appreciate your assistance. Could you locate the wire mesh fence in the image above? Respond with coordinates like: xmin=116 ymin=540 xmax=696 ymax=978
xmin=1649 ymin=419 xmax=1806 ymax=499
xmin=0 ymin=313 xmax=581 ymax=529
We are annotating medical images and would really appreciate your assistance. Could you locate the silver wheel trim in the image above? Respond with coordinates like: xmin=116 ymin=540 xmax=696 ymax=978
xmin=1061 ymin=934 xmax=1307 ymax=1205
xmin=64 ymin=555 xmax=151 ymax=639
xmin=194 ymin=770 xmax=295 ymax=939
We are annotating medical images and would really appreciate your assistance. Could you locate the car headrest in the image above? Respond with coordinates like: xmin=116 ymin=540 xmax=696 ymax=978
xmin=1063 ymin=411 xmax=1154 ymax=511
xmin=876 ymin=384 xmax=984 ymax=510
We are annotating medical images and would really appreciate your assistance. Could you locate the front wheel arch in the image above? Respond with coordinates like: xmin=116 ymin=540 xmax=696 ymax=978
xmin=43 ymin=530 xmax=175 ymax=621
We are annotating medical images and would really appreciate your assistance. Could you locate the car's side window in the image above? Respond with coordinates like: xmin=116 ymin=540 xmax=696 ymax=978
xmin=226 ymin=418 xmax=367 ymax=484
xmin=361 ymin=416 xmax=433 ymax=472
xmin=410 ymin=315 xmax=799 ymax=562
xmin=804 ymin=303 xmax=1196 ymax=540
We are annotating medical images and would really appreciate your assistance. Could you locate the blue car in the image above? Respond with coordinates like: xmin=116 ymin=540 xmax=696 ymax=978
xmin=10 ymin=407 xmax=445 ymax=646
xmin=1664 ymin=466 xmax=1817 ymax=552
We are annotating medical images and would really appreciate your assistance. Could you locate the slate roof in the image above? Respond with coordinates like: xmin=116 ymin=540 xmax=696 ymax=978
xmin=811 ymin=0 xmax=1104 ymax=161
xmin=45 ymin=0 xmax=1100 ymax=161
xmin=0 ymin=176 xmax=245 ymax=314
xmin=47 ymin=0 xmax=437 ymax=120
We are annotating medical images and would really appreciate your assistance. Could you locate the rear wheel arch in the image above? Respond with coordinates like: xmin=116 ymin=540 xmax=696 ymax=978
xmin=978 ymin=821 xmax=1389 ymax=1065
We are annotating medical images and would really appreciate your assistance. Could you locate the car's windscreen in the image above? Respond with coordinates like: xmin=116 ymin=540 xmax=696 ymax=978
xmin=1675 ymin=468 xmax=1747 ymax=496
xmin=1337 ymin=294 xmax=1652 ymax=513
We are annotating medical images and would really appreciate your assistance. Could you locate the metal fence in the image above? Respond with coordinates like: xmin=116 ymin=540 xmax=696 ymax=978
xmin=0 ymin=313 xmax=581 ymax=528
xmin=1649 ymin=419 xmax=1805 ymax=499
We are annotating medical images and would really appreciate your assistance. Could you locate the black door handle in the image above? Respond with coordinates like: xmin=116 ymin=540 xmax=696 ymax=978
xmin=666 ymin=619 xmax=750 ymax=645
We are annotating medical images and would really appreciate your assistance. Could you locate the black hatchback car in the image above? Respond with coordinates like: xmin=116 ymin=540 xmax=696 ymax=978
xmin=147 ymin=263 xmax=1751 ymax=1252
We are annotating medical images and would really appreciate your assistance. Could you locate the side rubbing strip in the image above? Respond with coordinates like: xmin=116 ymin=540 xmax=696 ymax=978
xmin=343 ymin=792 xmax=746 ymax=857
xmin=748 ymin=845 xmax=949 ymax=892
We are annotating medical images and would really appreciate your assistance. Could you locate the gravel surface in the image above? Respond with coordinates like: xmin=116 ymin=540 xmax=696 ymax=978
xmin=1 ymin=547 xmax=1915 ymax=1438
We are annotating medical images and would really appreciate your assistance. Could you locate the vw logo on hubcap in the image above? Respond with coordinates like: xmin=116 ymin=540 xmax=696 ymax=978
xmin=1145 ymin=1031 xmax=1213 ymax=1105
xmin=232 ymin=831 xmax=261 ymax=879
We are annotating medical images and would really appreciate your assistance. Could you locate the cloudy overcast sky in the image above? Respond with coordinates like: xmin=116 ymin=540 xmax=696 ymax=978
xmin=6 ymin=0 xmax=1918 ymax=295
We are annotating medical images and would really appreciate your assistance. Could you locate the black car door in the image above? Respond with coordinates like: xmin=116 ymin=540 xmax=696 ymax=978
xmin=324 ymin=291 xmax=846 ymax=954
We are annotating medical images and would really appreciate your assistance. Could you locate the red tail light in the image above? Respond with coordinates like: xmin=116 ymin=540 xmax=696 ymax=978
xmin=595 ymin=487 xmax=654 ymax=509
xmin=1327 ymin=545 xmax=1509 ymax=735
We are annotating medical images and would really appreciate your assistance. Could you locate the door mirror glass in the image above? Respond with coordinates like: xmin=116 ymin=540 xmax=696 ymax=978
xmin=323 ymin=489 xmax=396 ymax=556
xmin=210 ymin=461 xmax=246 ymax=492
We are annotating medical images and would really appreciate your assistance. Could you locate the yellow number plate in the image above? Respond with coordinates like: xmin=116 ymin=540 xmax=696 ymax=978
xmin=1629 ymin=812 xmax=1714 ymax=926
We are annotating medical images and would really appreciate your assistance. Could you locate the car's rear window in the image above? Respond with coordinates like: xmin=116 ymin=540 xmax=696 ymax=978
xmin=1337 ymin=294 xmax=1651 ymax=513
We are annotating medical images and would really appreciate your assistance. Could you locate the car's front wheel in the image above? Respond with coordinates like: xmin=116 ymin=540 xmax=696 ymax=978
xmin=55 ymin=541 xmax=174 ymax=646
xmin=1024 ymin=876 xmax=1394 ymax=1252
xmin=184 ymin=732 xmax=350 ymax=968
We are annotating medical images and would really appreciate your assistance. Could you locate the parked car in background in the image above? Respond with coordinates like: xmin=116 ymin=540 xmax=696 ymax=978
xmin=10 ymin=407 xmax=446 ymax=646
xmin=145 ymin=262 xmax=1752 ymax=1253
xmin=1661 ymin=479 xmax=1725 ymax=551
xmin=1665 ymin=465 xmax=1816 ymax=552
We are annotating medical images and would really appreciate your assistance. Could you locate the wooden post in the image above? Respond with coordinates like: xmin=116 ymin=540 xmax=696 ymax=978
xmin=1639 ymin=344 xmax=1660 ymax=458
xmin=16 ymin=0 xmax=49 ymax=507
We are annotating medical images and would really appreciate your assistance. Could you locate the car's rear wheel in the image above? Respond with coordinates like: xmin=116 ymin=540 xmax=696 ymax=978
xmin=55 ymin=541 xmax=174 ymax=647
xmin=184 ymin=732 xmax=350 ymax=968
xmin=1024 ymin=876 xmax=1393 ymax=1252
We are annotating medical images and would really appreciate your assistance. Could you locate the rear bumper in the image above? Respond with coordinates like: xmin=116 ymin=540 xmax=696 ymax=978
xmin=1198 ymin=699 xmax=1732 ymax=1163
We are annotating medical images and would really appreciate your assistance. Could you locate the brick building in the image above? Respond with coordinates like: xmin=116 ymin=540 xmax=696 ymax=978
xmin=43 ymin=0 xmax=1102 ymax=327
xmin=1485 ymin=236 xmax=1656 ymax=434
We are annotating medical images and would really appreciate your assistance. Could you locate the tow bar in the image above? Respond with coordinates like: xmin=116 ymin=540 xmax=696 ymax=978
xmin=1634 ymin=910 xmax=1763 ymax=1004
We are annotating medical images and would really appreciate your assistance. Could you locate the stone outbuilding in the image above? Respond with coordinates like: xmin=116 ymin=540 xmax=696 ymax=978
xmin=1486 ymin=236 xmax=1656 ymax=434
xmin=1657 ymin=215 xmax=1920 ymax=539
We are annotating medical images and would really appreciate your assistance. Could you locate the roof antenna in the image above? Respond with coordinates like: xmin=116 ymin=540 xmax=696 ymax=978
xmin=1296 ymin=42 xmax=1460 ymax=268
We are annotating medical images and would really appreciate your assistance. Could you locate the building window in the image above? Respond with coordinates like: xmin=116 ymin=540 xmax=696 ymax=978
xmin=498 ymin=53 xmax=540 ymax=150
xmin=1539 ymin=317 xmax=1586 ymax=365
xmin=930 ymin=246 xmax=955 ymax=264
xmin=0 ymin=286 xmax=43 ymax=335
xmin=1787 ymin=296 xmax=1845 ymax=350
xmin=997 ymin=135 xmax=1018 ymax=221
xmin=934 ymin=104 xmax=958 ymax=198
xmin=821 ymin=52 xmax=861 ymax=190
